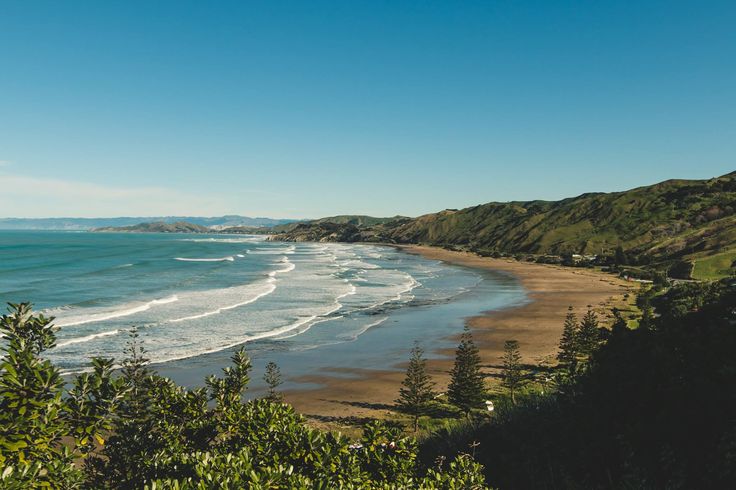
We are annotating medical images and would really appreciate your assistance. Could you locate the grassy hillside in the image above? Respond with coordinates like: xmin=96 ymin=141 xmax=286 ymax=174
xmin=271 ymin=172 xmax=736 ymax=277
xmin=268 ymin=215 xmax=407 ymax=234
xmin=93 ymin=221 xmax=211 ymax=233
xmin=312 ymin=215 xmax=407 ymax=226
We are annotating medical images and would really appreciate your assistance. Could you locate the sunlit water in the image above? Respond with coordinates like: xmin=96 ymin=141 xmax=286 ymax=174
xmin=0 ymin=231 xmax=527 ymax=390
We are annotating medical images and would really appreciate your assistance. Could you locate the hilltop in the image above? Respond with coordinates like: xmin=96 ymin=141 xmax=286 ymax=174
xmin=93 ymin=221 xmax=212 ymax=233
xmin=270 ymin=172 xmax=736 ymax=279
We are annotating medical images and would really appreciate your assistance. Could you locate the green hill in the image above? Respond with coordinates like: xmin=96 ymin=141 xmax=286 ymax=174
xmin=267 ymin=215 xmax=407 ymax=234
xmin=271 ymin=172 xmax=736 ymax=278
xmin=93 ymin=221 xmax=211 ymax=233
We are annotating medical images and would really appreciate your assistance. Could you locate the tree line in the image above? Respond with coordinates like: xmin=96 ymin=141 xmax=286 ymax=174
xmin=396 ymin=305 xmax=606 ymax=431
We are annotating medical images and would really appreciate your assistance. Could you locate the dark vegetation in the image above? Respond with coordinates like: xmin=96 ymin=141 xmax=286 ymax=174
xmin=447 ymin=326 xmax=486 ymax=415
xmin=419 ymin=280 xmax=736 ymax=489
xmin=0 ymin=304 xmax=488 ymax=489
xmin=396 ymin=343 xmax=436 ymax=433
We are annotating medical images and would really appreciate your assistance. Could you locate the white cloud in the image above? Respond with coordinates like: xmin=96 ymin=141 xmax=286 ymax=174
xmin=0 ymin=173 xmax=235 ymax=218
xmin=0 ymin=160 xmax=12 ymax=167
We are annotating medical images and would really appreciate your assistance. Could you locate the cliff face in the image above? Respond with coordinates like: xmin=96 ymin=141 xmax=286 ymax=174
xmin=269 ymin=172 xmax=736 ymax=267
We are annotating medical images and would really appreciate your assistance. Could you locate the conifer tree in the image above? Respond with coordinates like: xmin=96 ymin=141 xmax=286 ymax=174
xmin=501 ymin=340 xmax=524 ymax=404
xmin=263 ymin=361 xmax=283 ymax=402
xmin=639 ymin=303 xmax=655 ymax=331
xmin=119 ymin=327 xmax=152 ymax=421
xmin=448 ymin=326 xmax=485 ymax=416
xmin=611 ymin=307 xmax=628 ymax=331
xmin=396 ymin=342 xmax=435 ymax=431
xmin=557 ymin=306 xmax=578 ymax=375
xmin=577 ymin=309 xmax=600 ymax=358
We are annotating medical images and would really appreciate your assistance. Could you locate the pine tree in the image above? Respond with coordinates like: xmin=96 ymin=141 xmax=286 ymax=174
xmin=119 ymin=327 xmax=152 ymax=421
xmin=448 ymin=326 xmax=485 ymax=416
xmin=639 ymin=303 xmax=655 ymax=330
xmin=557 ymin=306 xmax=578 ymax=375
xmin=501 ymin=340 xmax=524 ymax=405
xmin=263 ymin=361 xmax=283 ymax=402
xmin=577 ymin=309 xmax=600 ymax=358
xmin=611 ymin=307 xmax=629 ymax=336
xmin=396 ymin=342 xmax=435 ymax=432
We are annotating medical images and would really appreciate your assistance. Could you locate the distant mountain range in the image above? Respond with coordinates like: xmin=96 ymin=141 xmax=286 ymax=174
xmin=0 ymin=215 xmax=298 ymax=231
xmin=270 ymin=171 xmax=736 ymax=280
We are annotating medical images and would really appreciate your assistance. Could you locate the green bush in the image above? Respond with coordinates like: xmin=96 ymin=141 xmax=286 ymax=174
xmin=0 ymin=303 xmax=490 ymax=489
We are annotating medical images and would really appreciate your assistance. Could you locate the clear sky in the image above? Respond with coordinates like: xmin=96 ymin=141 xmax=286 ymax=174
xmin=0 ymin=1 xmax=734 ymax=219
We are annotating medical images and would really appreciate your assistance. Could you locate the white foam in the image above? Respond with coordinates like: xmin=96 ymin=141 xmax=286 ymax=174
xmin=174 ymin=256 xmax=235 ymax=262
xmin=179 ymin=237 xmax=264 ymax=243
xmin=247 ymin=245 xmax=296 ymax=255
xmin=339 ymin=259 xmax=380 ymax=270
xmin=55 ymin=295 xmax=179 ymax=328
xmin=48 ymin=242 xmax=462 ymax=372
xmin=279 ymin=315 xmax=345 ymax=339
xmin=288 ymin=316 xmax=389 ymax=351
xmin=56 ymin=329 xmax=121 ymax=348
xmin=148 ymin=314 xmax=319 ymax=366
xmin=268 ymin=259 xmax=296 ymax=277
xmin=168 ymin=283 xmax=277 ymax=323
xmin=343 ymin=317 xmax=388 ymax=341
xmin=359 ymin=274 xmax=421 ymax=312
xmin=336 ymin=283 xmax=357 ymax=300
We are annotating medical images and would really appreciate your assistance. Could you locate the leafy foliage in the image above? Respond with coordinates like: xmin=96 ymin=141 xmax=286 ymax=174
xmin=0 ymin=304 xmax=490 ymax=489
xmin=0 ymin=303 xmax=125 ymax=488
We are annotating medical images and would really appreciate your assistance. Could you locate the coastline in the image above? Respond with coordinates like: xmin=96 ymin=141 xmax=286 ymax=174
xmin=284 ymin=244 xmax=633 ymax=420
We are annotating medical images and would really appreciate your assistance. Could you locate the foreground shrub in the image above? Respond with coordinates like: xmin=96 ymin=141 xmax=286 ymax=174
xmin=0 ymin=303 xmax=490 ymax=489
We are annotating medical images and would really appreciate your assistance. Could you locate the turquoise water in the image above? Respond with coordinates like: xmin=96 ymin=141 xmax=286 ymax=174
xmin=0 ymin=231 xmax=526 ymax=389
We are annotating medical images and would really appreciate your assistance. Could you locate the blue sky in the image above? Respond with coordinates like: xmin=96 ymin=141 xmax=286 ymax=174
xmin=0 ymin=0 xmax=734 ymax=218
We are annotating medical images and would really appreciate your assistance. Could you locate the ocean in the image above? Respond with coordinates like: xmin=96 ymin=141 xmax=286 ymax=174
xmin=0 ymin=231 xmax=527 ymax=391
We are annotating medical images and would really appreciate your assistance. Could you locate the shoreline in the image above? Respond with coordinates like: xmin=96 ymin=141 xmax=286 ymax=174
xmin=284 ymin=245 xmax=633 ymax=420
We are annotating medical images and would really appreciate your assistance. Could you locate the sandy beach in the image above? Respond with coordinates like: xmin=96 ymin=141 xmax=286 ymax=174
xmin=285 ymin=245 xmax=634 ymax=420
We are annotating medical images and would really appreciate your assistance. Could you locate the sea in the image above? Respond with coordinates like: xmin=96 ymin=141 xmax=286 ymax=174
xmin=0 ymin=231 xmax=527 ymax=392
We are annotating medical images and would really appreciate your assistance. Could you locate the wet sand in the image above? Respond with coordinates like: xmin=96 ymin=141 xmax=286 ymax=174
xmin=284 ymin=245 xmax=633 ymax=420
